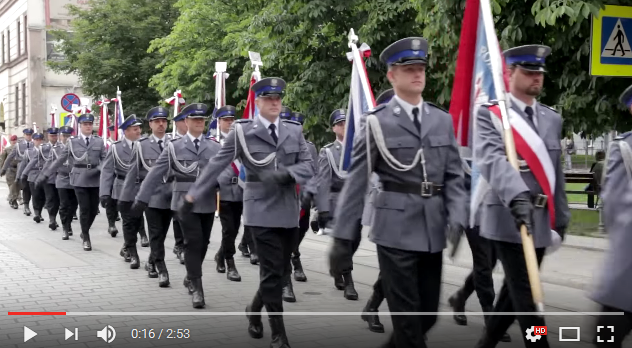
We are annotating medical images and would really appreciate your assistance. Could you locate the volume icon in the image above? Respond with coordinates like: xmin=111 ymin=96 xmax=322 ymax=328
xmin=65 ymin=328 xmax=78 ymax=341
xmin=96 ymin=325 xmax=116 ymax=343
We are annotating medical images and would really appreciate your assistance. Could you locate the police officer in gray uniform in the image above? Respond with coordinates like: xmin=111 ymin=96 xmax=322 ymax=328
xmin=3 ymin=128 xmax=34 ymax=216
xmin=120 ymin=106 xmax=173 ymax=286
xmin=590 ymin=86 xmax=632 ymax=348
xmin=329 ymin=37 xmax=467 ymax=348
xmin=213 ymin=105 xmax=244 ymax=282
xmin=46 ymin=126 xmax=77 ymax=240
xmin=181 ymin=78 xmax=314 ymax=348
xmin=105 ymin=126 xmax=121 ymax=238
xmin=100 ymin=115 xmax=144 ymax=268
xmin=20 ymin=132 xmax=47 ymax=223
xmin=40 ymin=128 xmax=61 ymax=231
xmin=170 ymin=112 xmax=188 ymax=264
xmin=40 ymin=114 xmax=108 ymax=251
xmin=473 ymin=45 xmax=570 ymax=348
xmin=132 ymin=103 xmax=220 ymax=309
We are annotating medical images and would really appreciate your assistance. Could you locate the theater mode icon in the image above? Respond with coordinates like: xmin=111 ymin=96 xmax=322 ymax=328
xmin=559 ymin=327 xmax=581 ymax=341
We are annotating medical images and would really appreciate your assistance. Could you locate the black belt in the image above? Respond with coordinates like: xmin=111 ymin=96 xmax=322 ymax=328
xmin=382 ymin=181 xmax=444 ymax=197
xmin=532 ymin=194 xmax=547 ymax=208
xmin=230 ymin=177 xmax=239 ymax=184
xmin=246 ymin=173 xmax=260 ymax=182
xmin=176 ymin=177 xmax=196 ymax=183
xmin=115 ymin=174 xmax=126 ymax=180
xmin=331 ymin=186 xmax=342 ymax=193
xmin=165 ymin=177 xmax=174 ymax=183
xmin=74 ymin=164 xmax=97 ymax=169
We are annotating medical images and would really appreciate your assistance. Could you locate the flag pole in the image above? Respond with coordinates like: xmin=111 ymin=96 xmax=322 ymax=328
xmin=214 ymin=62 xmax=228 ymax=217
xmin=479 ymin=0 xmax=544 ymax=315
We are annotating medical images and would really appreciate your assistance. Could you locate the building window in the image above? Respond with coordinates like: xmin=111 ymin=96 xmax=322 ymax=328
xmin=24 ymin=16 xmax=27 ymax=52
xmin=17 ymin=20 xmax=21 ymax=55
xmin=6 ymin=28 xmax=10 ymax=62
xmin=22 ymin=82 xmax=26 ymax=124
xmin=1 ymin=32 xmax=4 ymax=65
xmin=14 ymin=85 xmax=19 ymax=126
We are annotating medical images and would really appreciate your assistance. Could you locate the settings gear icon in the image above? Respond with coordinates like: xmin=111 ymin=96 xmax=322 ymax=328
xmin=525 ymin=327 xmax=542 ymax=342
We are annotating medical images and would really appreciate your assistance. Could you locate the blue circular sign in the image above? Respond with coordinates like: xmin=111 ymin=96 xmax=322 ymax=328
xmin=61 ymin=93 xmax=80 ymax=112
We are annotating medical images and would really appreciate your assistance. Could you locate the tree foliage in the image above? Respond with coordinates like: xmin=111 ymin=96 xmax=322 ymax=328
xmin=48 ymin=0 xmax=179 ymax=115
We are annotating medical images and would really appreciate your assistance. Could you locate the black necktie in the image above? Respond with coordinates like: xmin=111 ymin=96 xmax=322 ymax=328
xmin=158 ymin=140 xmax=163 ymax=152
xmin=85 ymin=137 xmax=90 ymax=147
xmin=525 ymin=106 xmax=534 ymax=123
xmin=194 ymin=139 xmax=199 ymax=151
xmin=27 ymin=142 xmax=30 ymax=149
xmin=412 ymin=107 xmax=421 ymax=133
xmin=269 ymin=124 xmax=278 ymax=144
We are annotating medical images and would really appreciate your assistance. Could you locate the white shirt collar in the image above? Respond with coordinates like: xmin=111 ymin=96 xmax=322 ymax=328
xmin=152 ymin=134 xmax=166 ymax=143
xmin=221 ymin=131 xmax=229 ymax=139
xmin=258 ymin=116 xmax=280 ymax=136
xmin=176 ymin=132 xmax=186 ymax=138
xmin=186 ymin=132 xmax=203 ymax=143
xmin=510 ymin=94 xmax=536 ymax=114
xmin=80 ymin=133 xmax=92 ymax=141
xmin=393 ymin=95 xmax=424 ymax=123
xmin=124 ymin=137 xmax=134 ymax=148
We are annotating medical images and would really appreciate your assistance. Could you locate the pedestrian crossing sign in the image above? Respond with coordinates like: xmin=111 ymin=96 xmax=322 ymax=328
xmin=591 ymin=5 xmax=632 ymax=76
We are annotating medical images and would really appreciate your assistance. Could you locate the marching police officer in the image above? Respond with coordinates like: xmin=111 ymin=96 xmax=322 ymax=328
xmin=590 ymin=86 xmax=632 ymax=348
xmin=0 ymin=135 xmax=20 ymax=209
xmin=133 ymin=103 xmax=220 ymax=308
xmin=473 ymin=45 xmax=570 ymax=348
xmin=288 ymin=111 xmax=317 ymax=286
xmin=213 ymin=105 xmax=244 ymax=282
xmin=329 ymin=37 xmax=467 ymax=347
xmin=316 ymin=108 xmax=360 ymax=301
xmin=20 ymin=132 xmax=47 ymax=223
xmin=40 ymin=128 xmax=62 ymax=231
xmin=46 ymin=126 xmax=78 ymax=240
xmin=170 ymin=111 xmax=188 ymax=264
xmin=104 ymin=125 xmax=120 ymax=238
xmin=3 ymin=128 xmax=34 ymax=216
xmin=120 ymin=106 xmax=173 ymax=287
xmin=182 ymin=78 xmax=314 ymax=347
xmin=40 ymin=114 xmax=108 ymax=251
xmin=100 ymin=115 xmax=144 ymax=268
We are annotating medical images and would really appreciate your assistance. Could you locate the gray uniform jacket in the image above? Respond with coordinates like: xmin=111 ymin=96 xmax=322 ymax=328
xmin=591 ymin=132 xmax=632 ymax=313
xmin=186 ymin=118 xmax=314 ymax=228
xmin=21 ymin=147 xmax=46 ymax=182
xmin=217 ymin=163 xmax=243 ymax=202
xmin=301 ymin=141 xmax=319 ymax=200
xmin=99 ymin=139 xmax=136 ymax=200
xmin=40 ymin=143 xmax=59 ymax=185
xmin=315 ymin=140 xmax=345 ymax=219
xmin=473 ymin=102 xmax=570 ymax=248
xmin=136 ymin=135 xmax=221 ymax=213
xmin=333 ymin=99 xmax=466 ymax=253
xmin=1 ymin=139 xmax=31 ymax=172
xmin=44 ymin=135 xmax=107 ymax=188
xmin=44 ymin=143 xmax=72 ymax=189
xmin=120 ymin=135 xmax=173 ymax=209
xmin=361 ymin=174 xmax=381 ymax=226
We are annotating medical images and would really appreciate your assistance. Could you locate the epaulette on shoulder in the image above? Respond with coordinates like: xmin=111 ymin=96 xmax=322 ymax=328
xmin=138 ymin=137 xmax=149 ymax=142
xmin=235 ymin=119 xmax=253 ymax=124
xmin=323 ymin=142 xmax=334 ymax=148
xmin=425 ymin=102 xmax=449 ymax=113
xmin=615 ymin=131 xmax=632 ymax=140
xmin=282 ymin=119 xmax=301 ymax=126
xmin=113 ymin=139 xmax=122 ymax=144
xmin=539 ymin=103 xmax=558 ymax=113
xmin=171 ymin=136 xmax=183 ymax=142
xmin=366 ymin=104 xmax=387 ymax=115
xmin=94 ymin=135 xmax=101 ymax=138
xmin=70 ymin=136 xmax=76 ymax=139
xmin=481 ymin=101 xmax=499 ymax=108
xmin=306 ymin=140 xmax=314 ymax=144
xmin=206 ymin=136 xmax=219 ymax=143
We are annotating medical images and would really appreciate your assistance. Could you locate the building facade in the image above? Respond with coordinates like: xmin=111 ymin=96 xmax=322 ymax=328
xmin=0 ymin=0 xmax=87 ymax=135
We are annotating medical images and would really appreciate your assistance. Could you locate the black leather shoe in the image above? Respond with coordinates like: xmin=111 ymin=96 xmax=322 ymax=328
xmin=190 ymin=278 xmax=205 ymax=308
xmin=250 ymin=252 xmax=259 ymax=265
xmin=108 ymin=225 xmax=118 ymax=237
xmin=73 ymin=214 xmax=78 ymax=220
xmin=177 ymin=250 xmax=185 ymax=265
xmin=140 ymin=235 xmax=149 ymax=247
xmin=67 ymin=226 xmax=73 ymax=236
xmin=238 ymin=243 xmax=250 ymax=257
xmin=120 ymin=248 xmax=131 ymax=262
xmin=343 ymin=273 xmax=358 ymax=300
xmin=215 ymin=253 xmax=226 ymax=273
xmin=24 ymin=206 xmax=31 ymax=216
xmin=268 ymin=316 xmax=291 ymax=348
xmin=33 ymin=213 xmax=43 ymax=223
xmin=291 ymin=256 xmax=307 ymax=282
xmin=361 ymin=292 xmax=385 ymax=333
xmin=183 ymin=276 xmax=192 ymax=293
xmin=62 ymin=228 xmax=70 ymax=240
xmin=116 ymin=216 xmax=120 ymax=221
xmin=282 ymin=278 xmax=296 ymax=303
xmin=129 ymin=249 xmax=140 ymax=269
xmin=49 ymin=221 xmax=58 ymax=231
xmin=448 ymin=294 xmax=467 ymax=326
xmin=155 ymin=261 xmax=169 ymax=287
xmin=246 ymin=304 xmax=264 ymax=339
xmin=81 ymin=234 xmax=92 ymax=251
xmin=145 ymin=261 xmax=158 ymax=278
xmin=226 ymin=259 xmax=241 ymax=282
xmin=334 ymin=275 xmax=344 ymax=290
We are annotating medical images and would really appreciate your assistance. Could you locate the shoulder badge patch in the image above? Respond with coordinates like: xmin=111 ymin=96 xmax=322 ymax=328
xmin=138 ymin=137 xmax=149 ymax=142
xmin=425 ymin=102 xmax=449 ymax=113
xmin=235 ymin=119 xmax=253 ymax=124
xmin=282 ymin=119 xmax=301 ymax=126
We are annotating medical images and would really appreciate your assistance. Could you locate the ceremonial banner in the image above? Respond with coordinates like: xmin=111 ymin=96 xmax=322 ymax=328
xmin=166 ymin=90 xmax=186 ymax=137
xmin=111 ymin=89 xmax=125 ymax=141
xmin=207 ymin=63 xmax=228 ymax=139
xmin=238 ymin=55 xmax=263 ymax=185
xmin=340 ymin=30 xmax=375 ymax=173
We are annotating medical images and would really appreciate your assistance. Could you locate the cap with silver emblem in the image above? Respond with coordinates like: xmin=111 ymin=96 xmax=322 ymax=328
xmin=146 ymin=106 xmax=170 ymax=121
xmin=180 ymin=103 xmax=209 ymax=119
xmin=329 ymin=109 xmax=346 ymax=127
xmin=251 ymin=77 xmax=286 ymax=98
xmin=503 ymin=44 xmax=551 ymax=72
xmin=120 ymin=115 xmax=143 ymax=130
xmin=380 ymin=37 xmax=429 ymax=66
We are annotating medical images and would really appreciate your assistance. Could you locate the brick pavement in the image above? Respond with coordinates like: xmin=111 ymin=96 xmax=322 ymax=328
xmin=0 ymin=183 xmax=613 ymax=348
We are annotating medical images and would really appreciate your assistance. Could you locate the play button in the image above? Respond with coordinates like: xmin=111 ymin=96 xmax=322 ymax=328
xmin=24 ymin=326 xmax=37 ymax=342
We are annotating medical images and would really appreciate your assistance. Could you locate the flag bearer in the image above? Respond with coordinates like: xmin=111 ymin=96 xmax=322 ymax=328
xmin=132 ymin=103 xmax=220 ymax=309
xmin=181 ymin=78 xmax=314 ymax=347
xmin=100 ymin=115 xmax=144 ymax=269
xmin=120 ymin=106 xmax=173 ymax=287
xmin=213 ymin=105 xmax=244 ymax=282
xmin=20 ymin=132 xmax=47 ymax=223
xmin=329 ymin=37 xmax=467 ymax=347
xmin=3 ymin=128 xmax=34 ymax=216
xmin=472 ymin=45 xmax=569 ymax=348
xmin=590 ymin=85 xmax=632 ymax=348
xmin=40 ymin=114 xmax=108 ymax=251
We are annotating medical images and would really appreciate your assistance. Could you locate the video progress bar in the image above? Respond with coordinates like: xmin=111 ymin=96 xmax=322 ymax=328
xmin=7 ymin=311 xmax=625 ymax=316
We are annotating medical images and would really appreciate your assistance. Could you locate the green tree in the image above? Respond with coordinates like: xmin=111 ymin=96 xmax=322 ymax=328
xmin=48 ymin=0 xmax=179 ymax=116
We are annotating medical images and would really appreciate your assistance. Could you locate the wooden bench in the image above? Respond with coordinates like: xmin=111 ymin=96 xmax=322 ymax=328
xmin=565 ymin=172 xmax=595 ymax=194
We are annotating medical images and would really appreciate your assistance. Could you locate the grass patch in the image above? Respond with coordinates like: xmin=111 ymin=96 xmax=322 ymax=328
xmin=568 ymin=208 xmax=600 ymax=237
xmin=565 ymin=182 xmax=593 ymax=204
